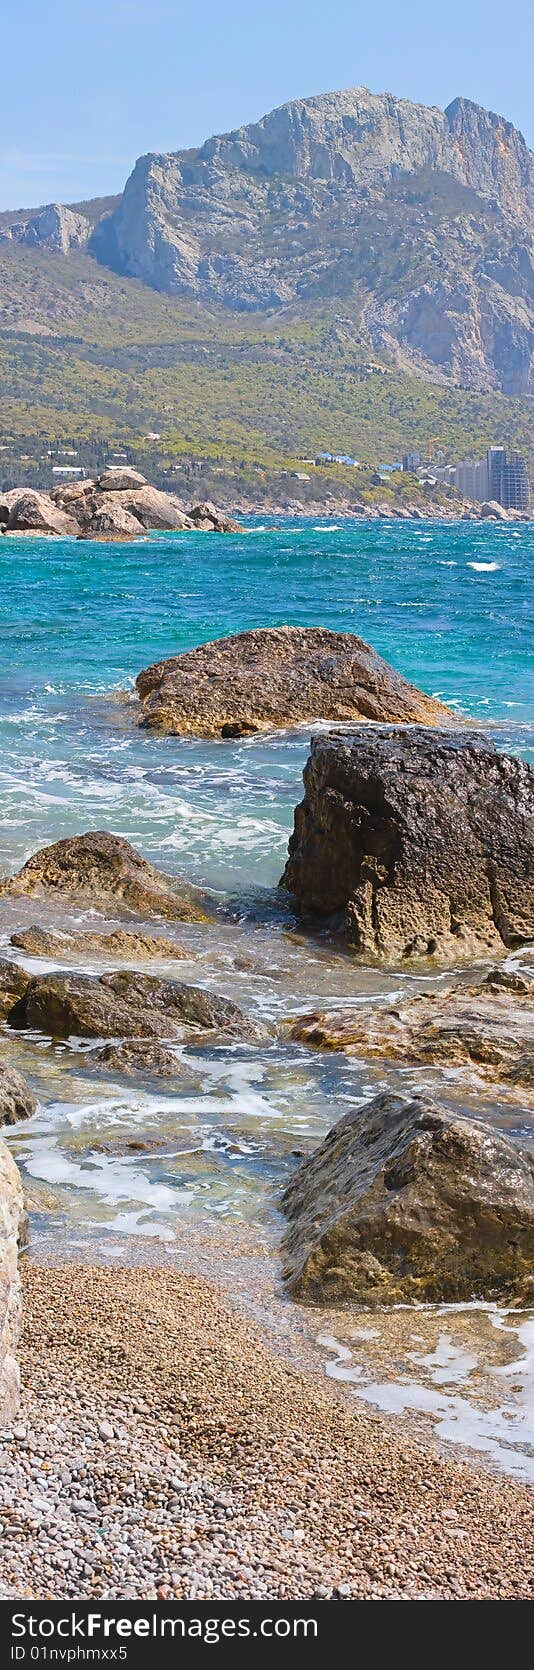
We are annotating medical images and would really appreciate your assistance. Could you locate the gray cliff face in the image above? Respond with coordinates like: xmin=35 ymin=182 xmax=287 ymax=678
xmin=2 ymin=87 xmax=533 ymax=392
xmin=1 ymin=203 xmax=90 ymax=253
xmin=88 ymin=87 xmax=534 ymax=391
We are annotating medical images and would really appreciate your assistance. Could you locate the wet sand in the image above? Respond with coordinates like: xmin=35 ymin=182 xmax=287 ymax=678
xmin=0 ymin=1263 xmax=532 ymax=1600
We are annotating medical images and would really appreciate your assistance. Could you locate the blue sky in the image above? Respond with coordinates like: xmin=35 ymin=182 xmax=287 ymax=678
xmin=1 ymin=0 xmax=532 ymax=208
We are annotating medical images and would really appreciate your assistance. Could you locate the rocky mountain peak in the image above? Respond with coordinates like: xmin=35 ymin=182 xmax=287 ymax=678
xmin=0 ymin=202 xmax=90 ymax=253
xmin=2 ymin=84 xmax=532 ymax=396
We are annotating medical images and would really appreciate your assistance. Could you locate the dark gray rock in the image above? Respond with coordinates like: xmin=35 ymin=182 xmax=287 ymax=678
xmin=281 ymin=726 xmax=534 ymax=962
xmin=281 ymin=1092 xmax=534 ymax=1305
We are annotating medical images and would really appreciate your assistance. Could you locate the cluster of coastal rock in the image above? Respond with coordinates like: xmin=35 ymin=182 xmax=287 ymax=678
xmin=248 ymin=496 xmax=532 ymax=523
xmin=1 ymin=474 xmax=529 ymax=534
xmin=0 ymin=470 xmax=240 ymax=540
xmin=0 ymin=626 xmax=533 ymax=1419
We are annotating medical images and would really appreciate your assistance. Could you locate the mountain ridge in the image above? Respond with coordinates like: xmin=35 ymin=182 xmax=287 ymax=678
xmin=0 ymin=84 xmax=533 ymax=399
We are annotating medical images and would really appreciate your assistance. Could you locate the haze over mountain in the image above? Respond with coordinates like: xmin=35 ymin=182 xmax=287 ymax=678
xmin=1 ymin=85 xmax=533 ymax=401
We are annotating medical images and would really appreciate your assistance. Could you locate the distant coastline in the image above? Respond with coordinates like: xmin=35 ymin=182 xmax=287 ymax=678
xmin=1 ymin=473 xmax=532 ymax=536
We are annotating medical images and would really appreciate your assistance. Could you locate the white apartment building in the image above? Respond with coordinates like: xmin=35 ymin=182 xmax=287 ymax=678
xmin=454 ymin=458 xmax=489 ymax=502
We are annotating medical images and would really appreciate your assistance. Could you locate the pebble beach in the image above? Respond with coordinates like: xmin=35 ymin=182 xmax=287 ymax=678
xmin=0 ymin=1264 xmax=532 ymax=1601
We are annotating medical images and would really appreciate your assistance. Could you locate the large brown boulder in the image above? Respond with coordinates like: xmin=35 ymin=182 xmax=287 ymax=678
xmin=5 ymin=490 xmax=78 ymax=537
xmin=281 ymin=727 xmax=534 ymax=961
xmin=7 ymin=967 xmax=261 ymax=1044
xmin=0 ymin=831 xmax=209 ymax=922
xmin=289 ymin=967 xmax=534 ymax=1095
xmin=0 ymin=1063 xmax=37 ymax=1125
xmin=135 ymin=627 xmax=452 ymax=738
xmin=0 ymin=1140 xmax=25 ymax=1424
xmin=281 ymin=1092 xmax=534 ymax=1306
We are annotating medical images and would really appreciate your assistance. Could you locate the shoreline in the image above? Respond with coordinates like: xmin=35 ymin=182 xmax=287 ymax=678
xmin=1 ymin=509 xmax=533 ymax=534
xmin=1 ymin=1263 xmax=532 ymax=1601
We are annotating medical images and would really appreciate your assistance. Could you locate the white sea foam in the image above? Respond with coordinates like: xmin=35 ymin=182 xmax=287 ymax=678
xmin=317 ymin=1321 xmax=534 ymax=1484
xmin=467 ymin=561 xmax=501 ymax=572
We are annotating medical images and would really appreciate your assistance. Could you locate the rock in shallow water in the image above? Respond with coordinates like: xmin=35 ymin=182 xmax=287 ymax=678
xmin=0 ymin=831 xmax=209 ymax=923
xmin=281 ymin=1092 xmax=534 ymax=1306
xmin=88 ymin=1039 xmax=197 ymax=1078
xmin=0 ymin=959 xmax=31 ymax=1020
xmin=135 ymin=626 xmax=452 ymax=737
xmin=10 ymin=925 xmax=187 ymax=961
xmin=6 ymin=967 xmax=261 ymax=1045
xmin=0 ymin=1063 xmax=37 ymax=1126
xmin=281 ymin=726 xmax=534 ymax=962
xmin=289 ymin=967 xmax=534 ymax=1095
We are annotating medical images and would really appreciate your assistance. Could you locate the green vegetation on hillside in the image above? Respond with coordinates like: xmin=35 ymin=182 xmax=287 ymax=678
xmin=0 ymin=244 xmax=532 ymax=482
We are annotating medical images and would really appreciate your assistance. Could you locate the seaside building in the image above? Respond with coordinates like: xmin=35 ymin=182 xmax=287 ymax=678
xmin=454 ymin=458 xmax=489 ymax=502
xmin=402 ymin=451 xmax=421 ymax=472
xmin=499 ymin=452 xmax=531 ymax=512
xmin=316 ymin=451 xmax=360 ymax=467
xmin=450 ymin=447 xmax=530 ymax=509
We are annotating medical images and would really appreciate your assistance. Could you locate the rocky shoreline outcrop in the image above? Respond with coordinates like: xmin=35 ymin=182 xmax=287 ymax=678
xmin=135 ymin=626 xmax=453 ymax=737
xmin=281 ymin=726 xmax=534 ymax=962
xmin=0 ymin=831 xmax=210 ymax=922
xmin=0 ymin=473 xmax=242 ymax=540
xmin=281 ymin=1091 xmax=534 ymax=1306
xmin=289 ymin=967 xmax=534 ymax=1096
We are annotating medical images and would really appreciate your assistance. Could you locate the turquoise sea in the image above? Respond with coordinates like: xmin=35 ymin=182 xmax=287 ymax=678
xmin=0 ymin=516 xmax=532 ymax=888
xmin=1 ymin=516 xmax=533 ymax=1480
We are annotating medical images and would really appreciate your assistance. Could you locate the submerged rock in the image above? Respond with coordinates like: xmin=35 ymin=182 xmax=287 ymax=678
xmin=289 ymin=968 xmax=534 ymax=1094
xmin=7 ymin=967 xmax=261 ymax=1045
xmin=89 ymin=1039 xmax=196 ymax=1078
xmin=281 ymin=1091 xmax=534 ymax=1306
xmin=0 ymin=1063 xmax=37 ymax=1125
xmin=0 ymin=831 xmax=209 ymax=922
xmin=281 ymin=727 xmax=534 ymax=961
xmin=10 ymin=925 xmax=187 ymax=961
xmin=135 ymin=626 xmax=452 ymax=737
xmin=0 ymin=1140 xmax=25 ymax=1424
